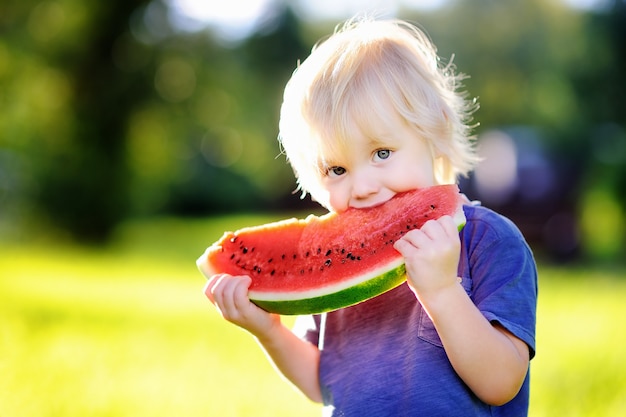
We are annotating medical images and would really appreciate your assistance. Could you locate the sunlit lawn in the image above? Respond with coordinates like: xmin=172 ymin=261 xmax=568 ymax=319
xmin=1 ymin=215 xmax=625 ymax=416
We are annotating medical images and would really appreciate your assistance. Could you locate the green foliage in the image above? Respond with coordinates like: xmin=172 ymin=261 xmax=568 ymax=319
xmin=1 ymin=216 xmax=626 ymax=416
xmin=0 ymin=1 xmax=309 ymax=242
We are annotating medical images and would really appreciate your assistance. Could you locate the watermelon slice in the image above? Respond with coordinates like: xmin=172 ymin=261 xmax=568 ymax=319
xmin=197 ymin=184 xmax=465 ymax=315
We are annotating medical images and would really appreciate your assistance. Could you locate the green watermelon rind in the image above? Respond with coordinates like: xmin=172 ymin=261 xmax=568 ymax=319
xmin=250 ymin=263 xmax=407 ymax=315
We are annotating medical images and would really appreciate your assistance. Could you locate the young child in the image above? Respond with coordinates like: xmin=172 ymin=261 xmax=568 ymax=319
xmin=205 ymin=17 xmax=537 ymax=417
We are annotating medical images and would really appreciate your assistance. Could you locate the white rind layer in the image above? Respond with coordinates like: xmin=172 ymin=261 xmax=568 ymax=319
xmin=248 ymin=256 xmax=405 ymax=301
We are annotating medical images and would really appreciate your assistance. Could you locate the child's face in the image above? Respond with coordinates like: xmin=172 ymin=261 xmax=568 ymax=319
xmin=319 ymin=113 xmax=437 ymax=213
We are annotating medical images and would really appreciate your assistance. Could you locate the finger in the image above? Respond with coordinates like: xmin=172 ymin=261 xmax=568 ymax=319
xmin=394 ymin=228 xmax=431 ymax=257
xmin=436 ymin=215 xmax=460 ymax=238
xmin=204 ymin=274 xmax=226 ymax=304
xmin=205 ymin=274 xmax=240 ymax=312
xmin=393 ymin=236 xmax=414 ymax=255
xmin=204 ymin=282 xmax=215 ymax=303
xmin=233 ymin=276 xmax=253 ymax=312
xmin=220 ymin=275 xmax=253 ymax=319
xmin=418 ymin=218 xmax=447 ymax=240
xmin=217 ymin=275 xmax=242 ymax=318
xmin=399 ymin=228 xmax=430 ymax=249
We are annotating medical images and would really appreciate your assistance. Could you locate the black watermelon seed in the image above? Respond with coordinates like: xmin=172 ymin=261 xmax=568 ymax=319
xmin=242 ymin=247 xmax=248 ymax=254
xmin=325 ymin=249 xmax=332 ymax=256
xmin=324 ymin=259 xmax=332 ymax=267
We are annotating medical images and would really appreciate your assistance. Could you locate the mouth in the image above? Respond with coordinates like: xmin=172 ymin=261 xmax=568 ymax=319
xmin=349 ymin=195 xmax=396 ymax=210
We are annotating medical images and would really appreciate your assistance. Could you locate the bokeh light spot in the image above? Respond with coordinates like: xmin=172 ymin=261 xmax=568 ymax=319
xmin=201 ymin=130 xmax=243 ymax=168
xmin=474 ymin=130 xmax=518 ymax=205
xmin=154 ymin=58 xmax=197 ymax=103
xmin=27 ymin=1 xmax=66 ymax=43
xmin=580 ymin=188 xmax=624 ymax=260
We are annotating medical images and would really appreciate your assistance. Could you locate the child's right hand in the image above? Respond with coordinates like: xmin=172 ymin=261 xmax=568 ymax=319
xmin=204 ymin=274 xmax=281 ymax=338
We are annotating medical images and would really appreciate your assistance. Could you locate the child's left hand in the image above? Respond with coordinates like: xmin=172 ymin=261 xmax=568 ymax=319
xmin=393 ymin=215 xmax=461 ymax=300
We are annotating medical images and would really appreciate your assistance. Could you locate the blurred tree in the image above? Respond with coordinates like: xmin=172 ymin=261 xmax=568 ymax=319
xmin=157 ymin=3 xmax=311 ymax=216
xmin=38 ymin=0 xmax=155 ymax=243
xmin=573 ymin=0 xmax=626 ymax=260
xmin=0 ymin=0 xmax=154 ymax=243
xmin=575 ymin=0 xmax=626 ymax=192
xmin=0 ymin=0 xmax=310 ymax=242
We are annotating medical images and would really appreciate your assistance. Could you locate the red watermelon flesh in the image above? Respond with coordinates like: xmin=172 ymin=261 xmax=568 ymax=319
xmin=197 ymin=184 xmax=465 ymax=315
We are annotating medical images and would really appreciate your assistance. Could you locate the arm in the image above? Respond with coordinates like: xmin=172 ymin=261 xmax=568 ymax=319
xmin=205 ymin=274 xmax=322 ymax=403
xmin=394 ymin=216 xmax=529 ymax=406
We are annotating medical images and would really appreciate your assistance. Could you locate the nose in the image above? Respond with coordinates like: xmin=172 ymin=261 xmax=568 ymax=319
xmin=350 ymin=168 xmax=379 ymax=201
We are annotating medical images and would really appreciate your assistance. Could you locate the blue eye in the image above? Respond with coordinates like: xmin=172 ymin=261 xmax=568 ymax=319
xmin=329 ymin=166 xmax=346 ymax=176
xmin=375 ymin=149 xmax=391 ymax=160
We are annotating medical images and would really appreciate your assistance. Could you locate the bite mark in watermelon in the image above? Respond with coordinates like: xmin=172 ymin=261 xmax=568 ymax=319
xmin=197 ymin=184 xmax=465 ymax=315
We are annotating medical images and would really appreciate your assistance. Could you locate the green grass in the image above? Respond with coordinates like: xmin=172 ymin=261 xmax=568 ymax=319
xmin=1 ymin=215 xmax=625 ymax=416
xmin=530 ymin=267 xmax=626 ymax=416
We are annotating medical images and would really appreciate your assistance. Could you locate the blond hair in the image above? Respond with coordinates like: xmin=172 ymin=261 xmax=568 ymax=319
xmin=278 ymin=17 xmax=480 ymax=209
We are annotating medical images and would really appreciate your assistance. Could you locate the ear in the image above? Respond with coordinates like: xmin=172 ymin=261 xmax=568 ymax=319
xmin=433 ymin=154 xmax=455 ymax=185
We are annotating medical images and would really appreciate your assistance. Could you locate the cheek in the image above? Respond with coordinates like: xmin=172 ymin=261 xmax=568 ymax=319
xmin=325 ymin=183 xmax=350 ymax=212
xmin=328 ymin=193 xmax=348 ymax=213
xmin=395 ymin=162 xmax=436 ymax=189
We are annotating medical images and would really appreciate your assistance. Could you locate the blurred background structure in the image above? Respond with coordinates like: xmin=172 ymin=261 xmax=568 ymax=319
xmin=1 ymin=0 xmax=625 ymax=262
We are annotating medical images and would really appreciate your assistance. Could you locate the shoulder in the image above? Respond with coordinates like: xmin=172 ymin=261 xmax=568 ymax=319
xmin=460 ymin=203 xmax=534 ymax=264
xmin=461 ymin=203 xmax=526 ymax=242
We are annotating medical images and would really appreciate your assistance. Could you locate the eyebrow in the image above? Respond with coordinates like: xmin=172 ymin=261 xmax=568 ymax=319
xmin=317 ymin=158 xmax=342 ymax=173
xmin=365 ymin=133 xmax=398 ymax=149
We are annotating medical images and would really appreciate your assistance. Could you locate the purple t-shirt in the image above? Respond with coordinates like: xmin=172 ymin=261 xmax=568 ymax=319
xmin=294 ymin=204 xmax=538 ymax=417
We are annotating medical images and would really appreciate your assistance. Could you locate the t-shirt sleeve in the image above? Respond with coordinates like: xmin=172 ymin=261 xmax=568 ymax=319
xmin=461 ymin=207 xmax=538 ymax=359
